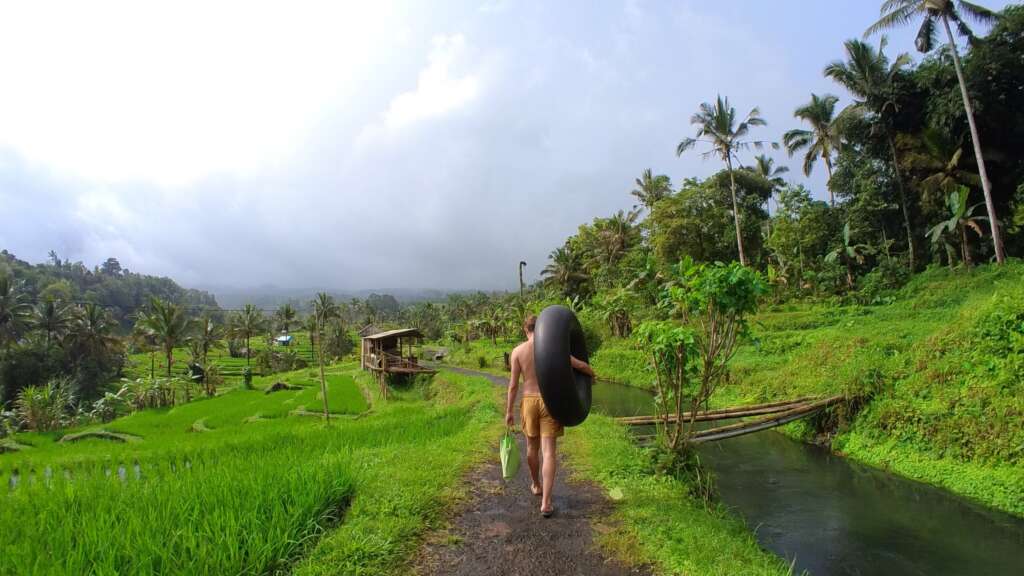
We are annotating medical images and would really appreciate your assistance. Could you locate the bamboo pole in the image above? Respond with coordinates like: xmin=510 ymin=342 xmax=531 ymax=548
xmin=616 ymin=396 xmax=818 ymax=426
xmin=687 ymin=395 xmax=845 ymax=444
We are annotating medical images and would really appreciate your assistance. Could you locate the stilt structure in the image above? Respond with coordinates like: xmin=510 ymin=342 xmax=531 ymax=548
xmin=360 ymin=328 xmax=436 ymax=399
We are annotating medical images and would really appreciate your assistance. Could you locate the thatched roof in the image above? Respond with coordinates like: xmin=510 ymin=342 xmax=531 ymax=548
xmin=362 ymin=328 xmax=423 ymax=341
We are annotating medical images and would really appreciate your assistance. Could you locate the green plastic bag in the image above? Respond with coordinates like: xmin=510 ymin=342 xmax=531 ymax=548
xmin=500 ymin=428 xmax=520 ymax=480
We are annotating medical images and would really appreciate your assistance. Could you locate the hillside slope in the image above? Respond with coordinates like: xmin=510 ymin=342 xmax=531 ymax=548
xmin=585 ymin=263 xmax=1024 ymax=515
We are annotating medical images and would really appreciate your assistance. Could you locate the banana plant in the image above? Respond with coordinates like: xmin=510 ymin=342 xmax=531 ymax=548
xmin=926 ymin=186 xmax=987 ymax=268
xmin=826 ymin=223 xmax=873 ymax=289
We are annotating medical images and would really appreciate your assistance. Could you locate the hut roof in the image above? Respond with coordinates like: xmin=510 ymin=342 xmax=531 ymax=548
xmin=362 ymin=328 xmax=423 ymax=341
xmin=357 ymin=324 xmax=381 ymax=337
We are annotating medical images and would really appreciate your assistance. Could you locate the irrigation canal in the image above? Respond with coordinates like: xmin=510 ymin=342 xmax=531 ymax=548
xmin=591 ymin=381 xmax=1024 ymax=576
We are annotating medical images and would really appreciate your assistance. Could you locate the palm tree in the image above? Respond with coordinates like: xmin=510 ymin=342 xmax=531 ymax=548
xmin=826 ymin=223 xmax=874 ymax=289
xmin=594 ymin=209 xmax=641 ymax=268
xmin=927 ymin=186 xmax=987 ymax=267
xmin=227 ymin=304 xmax=266 ymax=367
xmin=190 ymin=313 xmax=224 ymax=368
xmin=131 ymin=310 xmax=158 ymax=379
xmin=914 ymin=127 xmax=980 ymax=203
xmin=783 ymin=93 xmax=843 ymax=206
xmin=542 ymin=245 xmax=590 ymax=298
xmin=0 ymin=275 xmax=31 ymax=349
xmin=825 ymin=38 xmax=917 ymax=270
xmin=312 ymin=293 xmax=340 ymax=421
xmin=748 ymin=154 xmax=790 ymax=238
xmin=139 ymin=298 xmax=191 ymax=379
xmin=274 ymin=304 xmax=297 ymax=333
xmin=867 ymin=0 xmax=1004 ymax=263
xmin=677 ymin=95 xmax=776 ymax=266
xmin=631 ymin=169 xmax=673 ymax=209
xmin=67 ymin=303 xmax=121 ymax=363
xmin=32 ymin=298 xmax=75 ymax=350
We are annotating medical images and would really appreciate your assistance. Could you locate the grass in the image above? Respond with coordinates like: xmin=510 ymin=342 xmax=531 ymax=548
xmin=0 ymin=365 xmax=502 ymax=575
xmin=562 ymin=413 xmax=791 ymax=576
xmin=581 ymin=263 xmax=1024 ymax=517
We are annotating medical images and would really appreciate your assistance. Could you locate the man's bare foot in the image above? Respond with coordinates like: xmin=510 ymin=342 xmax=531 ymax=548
xmin=540 ymin=505 xmax=554 ymax=518
xmin=530 ymin=483 xmax=542 ymax=496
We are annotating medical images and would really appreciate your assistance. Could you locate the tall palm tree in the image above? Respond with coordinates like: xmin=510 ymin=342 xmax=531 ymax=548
xmin=227 ymin=304 xmax=266 ymax=367
xmin=867 ymin=0 xmax=1004 ymax=263
xmin=32 ymin=298 xmax=75 ymax=350
xmin=312 ymin=293 xmax=340 ymax=421
xmin=542 ymin=245 xmax=590 ymax=298
xmin=274 ymin=303 xmax=297 ymax=333
xmin=139 ymin=298 xmax=191 ymax=378
xmin=630 ymin=169 xmax=673 ymax=209
xmin=783 ymin=93 xmax=843 ymax=206
xmin=677 ymin=95 xmax=776 ymax=266
xmin=826 ymin=38 xmax=917 ymax=270
xmin=0 ymin=275 xmax=31 ymax=349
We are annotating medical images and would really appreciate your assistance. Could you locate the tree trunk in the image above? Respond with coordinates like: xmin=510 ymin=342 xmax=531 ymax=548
xmin=317 ymin=326 xmax=330 ymax=422
xmin=150 ymin=351 xmax=155 ymax=380
xmin=824 ymin=155 xmax=835 ymax=207
xmin=245 ymin=335 xmax=250 ymax=366
xmin=886 ymin=132 xmax=916 ymax=271
xmin=943 ymin=15 xmax=1005 ymax=264
xmin=960 ymin=223 xmax=973 ymax=268
xmin=845 ymin=258 xmax=855 ymax=289
xmin=166 ymin=348 xmax=172 ymax=377
xmin=726 ymin=156 xmax=748 ymax=266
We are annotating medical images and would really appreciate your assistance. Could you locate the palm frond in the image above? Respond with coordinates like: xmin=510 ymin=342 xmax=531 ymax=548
xmin=865 ymin=3 xmax=919 ymax=37
xmin=676 ymin=138 xmax=697 ymax=157
xmin=957 ymin=1 xmax=998 ymax=24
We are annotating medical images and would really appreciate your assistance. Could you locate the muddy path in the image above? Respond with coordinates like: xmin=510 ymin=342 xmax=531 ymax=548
xmin=417 ymin=366 xmax=651 ymax=576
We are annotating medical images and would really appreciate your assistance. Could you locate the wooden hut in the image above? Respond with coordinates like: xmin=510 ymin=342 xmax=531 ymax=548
xmin=360 ymin=328 xmax=436 ymax=397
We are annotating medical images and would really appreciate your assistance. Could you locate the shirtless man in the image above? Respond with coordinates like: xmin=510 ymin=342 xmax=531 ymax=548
xmin=505 ymin=314 xmax=595 ymax=517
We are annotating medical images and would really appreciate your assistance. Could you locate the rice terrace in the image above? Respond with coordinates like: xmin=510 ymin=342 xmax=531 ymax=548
xmin=2 ymin=1 xmax=1024 ymax=575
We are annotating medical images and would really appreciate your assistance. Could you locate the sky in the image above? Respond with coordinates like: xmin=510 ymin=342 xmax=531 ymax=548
xmin=0 ymin=0 xmax=1012 ymax=293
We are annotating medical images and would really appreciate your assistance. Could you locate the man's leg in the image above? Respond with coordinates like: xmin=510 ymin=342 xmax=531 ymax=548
xmin=541 ymin=436 xmax=557 ymax=513
xmin=526 ymin=435 xmax=541 ymax=495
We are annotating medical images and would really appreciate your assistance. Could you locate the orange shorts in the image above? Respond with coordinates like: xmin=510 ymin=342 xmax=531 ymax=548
xmin=521 ymin=395 xmax=564 ymax=438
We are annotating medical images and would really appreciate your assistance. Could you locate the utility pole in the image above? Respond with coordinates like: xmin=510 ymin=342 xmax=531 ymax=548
xmin=518 ymin=261 xmax=527 ymax=317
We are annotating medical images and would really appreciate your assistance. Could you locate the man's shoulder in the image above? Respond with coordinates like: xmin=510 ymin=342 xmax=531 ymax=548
xmin=511 ymin=341 xmax=529 ymax=356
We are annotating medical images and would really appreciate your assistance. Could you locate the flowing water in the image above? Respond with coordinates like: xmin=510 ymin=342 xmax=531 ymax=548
xmin=591 ymin=382 xmax=1024 ymax=576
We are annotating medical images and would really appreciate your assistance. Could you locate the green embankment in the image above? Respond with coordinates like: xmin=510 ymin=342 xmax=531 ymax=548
xmin=585 ymin=263 xmax=1024 ymax=516
xmin=0 ymin=366 xmax=501 ymax=575
xmin=562 ymin=414 xmax=790 ymax=576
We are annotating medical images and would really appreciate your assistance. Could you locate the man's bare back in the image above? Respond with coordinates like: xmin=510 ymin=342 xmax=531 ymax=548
xmin=510 ymin=340 xmax=540 ymax=396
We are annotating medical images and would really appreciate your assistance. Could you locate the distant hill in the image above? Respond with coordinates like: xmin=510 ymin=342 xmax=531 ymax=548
xmin=207 ymin=285 xmax=456 ymax=311
xmin=0 ymin=250 xmax=219 ymax=327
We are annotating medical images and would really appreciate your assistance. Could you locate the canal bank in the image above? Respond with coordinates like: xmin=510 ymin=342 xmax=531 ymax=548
xmin=586 ymin=381 xmax=1024 ymax=576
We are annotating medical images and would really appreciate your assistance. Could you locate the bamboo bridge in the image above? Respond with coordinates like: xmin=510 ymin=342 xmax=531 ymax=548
xmin=616 ymin=395 xmax=846 ymax=443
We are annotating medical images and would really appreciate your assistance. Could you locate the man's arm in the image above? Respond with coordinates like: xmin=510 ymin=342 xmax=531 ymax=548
xmin=505 ymin=350 xmax=520 ymax=427
xmin=570 ymin=355 xmax=596 ymax=378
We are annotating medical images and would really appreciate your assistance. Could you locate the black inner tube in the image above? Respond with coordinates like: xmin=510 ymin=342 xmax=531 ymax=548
xmin=533 ymin=305 xmax=592 ymax=427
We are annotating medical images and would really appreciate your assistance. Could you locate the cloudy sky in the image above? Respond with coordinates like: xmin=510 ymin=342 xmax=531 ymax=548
xmin=0 ymin=0 xmax=1011 ymax=292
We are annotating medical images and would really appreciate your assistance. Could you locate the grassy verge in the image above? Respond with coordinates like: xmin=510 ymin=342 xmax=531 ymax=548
xmin=573 ymin=264 xmax=1023 ymax=517
xmin=0 ymin=366 xmax=501 ymax=575
xmin=562 ymin=414 xmax=790 ymax=576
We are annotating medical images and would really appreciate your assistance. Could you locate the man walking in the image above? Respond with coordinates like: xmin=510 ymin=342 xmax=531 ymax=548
xmin=505 ymin=315 xmax=595 ymax=517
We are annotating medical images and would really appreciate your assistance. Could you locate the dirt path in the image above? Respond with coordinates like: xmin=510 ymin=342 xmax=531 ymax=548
xmin=417 ymin=366 xmax=651 ymax=576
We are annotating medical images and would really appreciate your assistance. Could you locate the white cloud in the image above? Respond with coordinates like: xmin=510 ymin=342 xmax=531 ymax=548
xmin=383 ymin=34 xmax=479 ymax=129
xmin=0 ymin=0 xmax=398 ymax=187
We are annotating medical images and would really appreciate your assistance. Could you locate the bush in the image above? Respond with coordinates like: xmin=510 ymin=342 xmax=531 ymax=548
xmin=476 ymin=355 xmax=489 ymax=369
xmin=15 ymin=378 xmax=74 ymax=432
xmin=857 ymin=258 xmax=911 ymax=304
